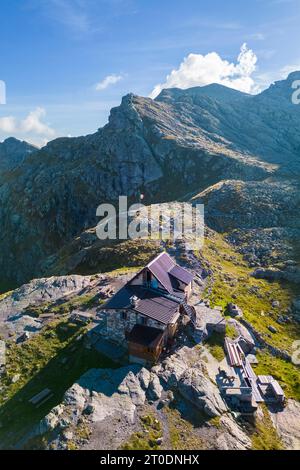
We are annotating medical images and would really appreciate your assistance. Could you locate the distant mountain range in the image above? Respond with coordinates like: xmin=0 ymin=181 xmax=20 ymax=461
xmin=0 ymin=72 xmax=300 ymax=286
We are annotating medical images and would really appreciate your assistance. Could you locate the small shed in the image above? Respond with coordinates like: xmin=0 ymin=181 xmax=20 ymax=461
xmin=126 ymin=324 xmax=165 ymax=365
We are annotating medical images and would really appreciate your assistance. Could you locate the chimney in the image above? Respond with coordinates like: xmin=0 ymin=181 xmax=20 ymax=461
xmin=130 ymin=295 xmax=138 ymax=308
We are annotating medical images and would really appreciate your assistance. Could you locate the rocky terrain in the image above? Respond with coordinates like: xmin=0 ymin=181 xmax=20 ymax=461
xmin=193 ymin=179 xmax=300 ymax=274
xmin=0 ymin=231 xmax=299 ymax=450
xmin=28 ymin=347 xmax=254 ymax=451
xmin=0 ymin=137 xmax=37 ymax=173
xmin=0 ymin=74 xmax=300 ymax=451
xmin=0 ymin=73 xmax=300 ymax=286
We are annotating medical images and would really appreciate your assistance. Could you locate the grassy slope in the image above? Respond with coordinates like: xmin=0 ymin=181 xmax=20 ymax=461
xmin=200 ymin=230 xmax=300 ymax=353
xmin=0 ymin=319 xmax=117 ymax=448
xmin=50 ymin=238 xmax=161 ymax=277
xmin=121 ymin=414 xmax=163 ymax=450
xmin=251 ymin=404 xmax=284 ymax=450
xmin=197 ymin=230 xmax=300 ymax=402
xmin=0 ymin=230 xmax=299 ymax=449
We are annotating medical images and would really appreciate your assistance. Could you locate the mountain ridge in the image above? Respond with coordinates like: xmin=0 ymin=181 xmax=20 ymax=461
xmin=0 ymin=73 xmax=300 ymax=286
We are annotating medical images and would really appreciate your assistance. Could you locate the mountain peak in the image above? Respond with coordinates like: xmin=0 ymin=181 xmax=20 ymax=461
xmin=156 ymin=83 xmax=249 ymax=105
xmin=257 ymin=70 xmax=300 ymax=105
xmin=0 ymin=137 xmax=37 ymax=171
xmin=286 ymin=70 xmax=300 ymax=82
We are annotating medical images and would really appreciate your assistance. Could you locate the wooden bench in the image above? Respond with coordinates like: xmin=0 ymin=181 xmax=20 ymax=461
xmin=29 ymin=388 xmax=53 ymax=407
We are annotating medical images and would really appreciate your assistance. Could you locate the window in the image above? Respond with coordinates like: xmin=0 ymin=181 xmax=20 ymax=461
xmin=121 ymin=311 xmax=127 ymax=321
xmin=140 ymin=316 xmax=148 ymax=325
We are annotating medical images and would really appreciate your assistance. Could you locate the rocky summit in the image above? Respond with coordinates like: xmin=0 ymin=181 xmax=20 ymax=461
xmin=0 ymin=73 xmax=300 ymax=286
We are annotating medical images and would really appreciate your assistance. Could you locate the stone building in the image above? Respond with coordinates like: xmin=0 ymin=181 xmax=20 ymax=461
xmin=100 ymin=252 xmax=195 ymax=364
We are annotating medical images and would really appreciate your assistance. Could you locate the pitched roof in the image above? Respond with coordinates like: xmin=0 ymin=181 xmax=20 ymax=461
xmin=103 ymin=285 xmax=180 ymax=325
xmin=169 ymin=265 xmax=194 ymax=285
xmin=147 ymin=252 xmax=175 ymax=294
xmin=145 ymin=252 xmax=194 ymax=296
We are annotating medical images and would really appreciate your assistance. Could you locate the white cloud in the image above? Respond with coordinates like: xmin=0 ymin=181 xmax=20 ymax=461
xmin=150 ymin=43 xmax=258 ymax=98
xmin=0 ymin=116 xmax=17 ymax=133
xmin=255 ymin=62 xmax=300 ymax=90
xmin=95 ymin=74 xmax=123 ymax=91
xmin=20 ymin=107 xmax=55 ymax=137
xmin=0 ymin=107 xmax=56 ymax=146
xmin=280 ymin=63 xmax=300 ymax=78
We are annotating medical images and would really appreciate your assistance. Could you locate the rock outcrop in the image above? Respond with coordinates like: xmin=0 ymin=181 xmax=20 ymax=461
xmin=33 ymin=349 xmax=252 ymax=450
xmin=0 ymin=137 xmax=37 ymax=173
xmin=2 ymin=73 xmax=300 ymax=285
xmin=193 ymin=179 xmax=300 ymax=269
xmin=270 ymin=400 xmax=300 ymax=450
xmin=0 ymin=275 xmax=91 ymax=322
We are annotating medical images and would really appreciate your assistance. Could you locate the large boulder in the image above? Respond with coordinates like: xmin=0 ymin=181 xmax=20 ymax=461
xmin=38 ymin=405 xmax=65 ymax=435
xmin=227 ymin=318 xmax=255 ymax=350
xmin=157 ymin=347 xmax=199 ymax=387
xmin=270 ymin=399 xmax=300 ymax=450
xmin=118 ymin=370 xmax=146 ymax=406
xmin=215 ymin=415 xmax=251 ymax=450
xmin=64 ymin=383 xmax=88 ymax=411
xmin=137 ymin=367 xmax=151 ymax=390
xmin=178 ymin=366 xmax=227 ymax=417
xmin=0 ymin=275 xmax=91 ymax=323
xmin=147 ymin=374 xmax=163 ymax=402
xmin=194 ymin=305 xmax=226 ymax=341
xmin=87 ymin=393 xmax=136 ymax=425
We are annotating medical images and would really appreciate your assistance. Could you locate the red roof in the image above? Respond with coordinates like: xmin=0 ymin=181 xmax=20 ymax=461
xmin=147 ymin=252 xmax=175 ymax=294
xmin=104 ymin=285 xmax=180 ymax=324
xmin=147 ymin=252 xmax=194 ymax=296
xmin=169 ymin=265 xmax=194 ymax=285
xmin=103 ymin=252 xmax=194 ymax=325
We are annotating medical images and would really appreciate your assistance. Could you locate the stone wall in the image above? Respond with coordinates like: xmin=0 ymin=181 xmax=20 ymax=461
xmin=104 ymin=309 xmax=166 ymax=345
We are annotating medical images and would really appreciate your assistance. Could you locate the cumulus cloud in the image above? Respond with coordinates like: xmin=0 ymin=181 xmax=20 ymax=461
xmin=0 ymin=107 xmax=56 ymax=146
xmin=95 ymin=74 xmax=123 ymax=91
xmin=0 ymin=116 xmax=17 ymax=134
xmin=20 ymin=107 xmax=55 ymax=137
xmin=150 ymin=43 xmax=258 ymax=98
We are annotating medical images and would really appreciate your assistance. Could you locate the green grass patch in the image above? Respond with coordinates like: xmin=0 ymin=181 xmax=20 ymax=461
xmin=121 ymin=414 xmax=162 ymax=450
xmin=51 ymin=237 xmax=161 ymax=277
xmin=163 ymin=407 xmax=204 ymax=450
xmin=0 ymin=320 xmax=118 ymax=449
xmin=198 ymin=232 xmax=300 ymax=354
xmin=208 ymin=415 xmax=222 ymax=429
xmin=205 ymin=331 xmax=225 ymax=362
xmin=22 ymin=293 xmax=101 ymax=319
xmin=251 ymin=405 xmax=284 ymax=450
xmin=226 ymin=324 xmax=238 ymax=340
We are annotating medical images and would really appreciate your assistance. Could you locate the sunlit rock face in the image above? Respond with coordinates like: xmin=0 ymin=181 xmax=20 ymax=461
xmin=0 ymin=73 xmax=300 ymax=285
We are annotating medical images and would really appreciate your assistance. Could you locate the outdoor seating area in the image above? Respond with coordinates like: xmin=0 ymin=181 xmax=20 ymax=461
xmin=219 ymin=337 xmax=285 ymax=412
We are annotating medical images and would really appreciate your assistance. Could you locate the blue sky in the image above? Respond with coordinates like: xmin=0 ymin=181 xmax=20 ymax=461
xmin=0 ymin=0 xmax=300 ymax=146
